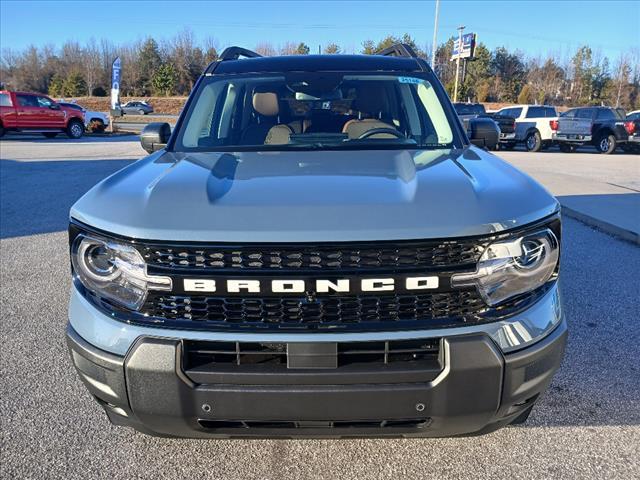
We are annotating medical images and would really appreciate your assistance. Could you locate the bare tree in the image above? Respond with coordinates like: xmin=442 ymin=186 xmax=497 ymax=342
xmin=255 ymin=42 xmax=277 ymax=56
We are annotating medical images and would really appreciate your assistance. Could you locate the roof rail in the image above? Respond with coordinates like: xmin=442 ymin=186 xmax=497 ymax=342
xmin=219 ymin=46 xmax=262 ymax=61
xmin=378 ymin=43 xmax=418 ymax=59
xmin=204 ymin=46 xmax=262 ymax=74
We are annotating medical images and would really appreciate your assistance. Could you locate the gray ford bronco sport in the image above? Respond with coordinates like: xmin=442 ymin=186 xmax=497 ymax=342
xmin=67 ymin=45 xmax=566 ymax=438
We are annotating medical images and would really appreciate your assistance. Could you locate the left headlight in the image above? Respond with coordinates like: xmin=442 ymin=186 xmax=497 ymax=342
xmin=452 ymin=228 xmax=559 ymax=306
xmin=71 ymin=233 xmax=172 ymax=310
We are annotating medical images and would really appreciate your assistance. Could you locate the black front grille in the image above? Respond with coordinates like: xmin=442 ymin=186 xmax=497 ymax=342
xmin=140 ymin=240 xmax=486 ymax=271
xmin=183 ymin=338 xmax=440 ymax=370
xmin=198 ymin=419 xmax=430 ymax=431
xmin=143 ymin=290 xmax=486 ymax=330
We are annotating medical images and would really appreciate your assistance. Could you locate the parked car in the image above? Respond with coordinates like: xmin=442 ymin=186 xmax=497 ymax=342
xmin=452 ymin=103 xmax=499 ymax=150
xmin=121 ymin=101 xmax=154 ymax=115
xmin=0 ymin=90 xmax=85 ymax=138
xmin=58 ymin=102 xmax=109 ymax=132
xmin=624 ymin=110 xmax=640 ymax=153
xmin=553 ymin=106 xmax=631 ymax=154
xmin=491 ymin=105 xmax=558 ymax=152
xmin=66 ymin=44 xmax=566 ymax=439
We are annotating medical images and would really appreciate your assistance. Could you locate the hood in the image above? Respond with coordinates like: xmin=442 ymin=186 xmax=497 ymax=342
xmin=71 ymin=147 xmax=559 ymax=242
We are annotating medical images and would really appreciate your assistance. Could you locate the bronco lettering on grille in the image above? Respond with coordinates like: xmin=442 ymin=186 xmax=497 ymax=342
xmin=182 ymin=276 xmax=440 ymax=294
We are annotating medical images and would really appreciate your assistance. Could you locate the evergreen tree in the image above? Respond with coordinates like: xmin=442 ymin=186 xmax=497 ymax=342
xmin=152 ymin=63 xmax=176 ymax=96
xmin=48 ymin=73 xmax=65 ymax=97
xmin=62 ymin=71 xmax=87 ymax=96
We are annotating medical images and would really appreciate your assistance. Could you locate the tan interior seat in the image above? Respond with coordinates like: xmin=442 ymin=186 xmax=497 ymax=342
xmin=342 ymin=83 xmax=398 ymax=139
xmin=247 ymin=91 xmax=292 ymax=145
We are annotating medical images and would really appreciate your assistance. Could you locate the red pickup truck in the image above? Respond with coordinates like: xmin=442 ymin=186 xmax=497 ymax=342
xmin=0 ymin=90 xmax=85 ymax=139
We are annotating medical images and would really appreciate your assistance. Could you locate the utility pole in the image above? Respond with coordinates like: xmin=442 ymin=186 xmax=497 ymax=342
xmin=453 ymin=25 xmax=465 ymax=102
xmin=431 ymin=0 xmax=440 ymax=69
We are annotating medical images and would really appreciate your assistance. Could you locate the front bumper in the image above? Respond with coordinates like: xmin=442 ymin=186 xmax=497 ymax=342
xmin=67 ymin=286 xmax=567 ymax=438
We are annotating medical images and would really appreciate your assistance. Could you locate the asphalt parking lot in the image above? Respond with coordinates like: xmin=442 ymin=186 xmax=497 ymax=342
xmin=1 ymin=136 xmax=639 ymax=479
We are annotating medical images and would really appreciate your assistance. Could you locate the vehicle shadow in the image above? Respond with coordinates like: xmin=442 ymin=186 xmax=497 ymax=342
xmin=0 ymin=158 xmax=135 ymax=239
xmin=0 ymin=134 xmax=139 ymax=144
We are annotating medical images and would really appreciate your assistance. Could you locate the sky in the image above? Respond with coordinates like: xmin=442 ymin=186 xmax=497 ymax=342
xmin=0 ymin=0 xmax=637 ymax=61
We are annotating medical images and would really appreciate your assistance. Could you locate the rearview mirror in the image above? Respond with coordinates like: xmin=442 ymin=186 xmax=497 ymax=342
xmin=140 ymin=122 xmax=171 ymax=153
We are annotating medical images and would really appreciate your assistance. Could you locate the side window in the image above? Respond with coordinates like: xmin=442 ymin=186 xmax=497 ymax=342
xmin=16 ymin=94 xmax=38 ymax=107
xmin=526 ymin=106 xmax=544 ymax=118
xmin=36 ymin=96 xmax=53 ymax=108
xmin=596 ymin=109 xmax=614 ymax=120
xmin=628 ymin=112 xmax=640 ymax=121
xmin=0 ymin=93 xmax=12 ymax=107
xmin=545 ymin=107 xmax=557 ymax=117
xmin=577 ymin=109 xmax=593 ymax=119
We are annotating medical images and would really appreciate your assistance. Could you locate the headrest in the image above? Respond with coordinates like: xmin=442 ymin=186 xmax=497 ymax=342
xmin=253 ymin=92 xmax=279 ymax=116
xmin=353 ymin=83 xmax=389 ymax=116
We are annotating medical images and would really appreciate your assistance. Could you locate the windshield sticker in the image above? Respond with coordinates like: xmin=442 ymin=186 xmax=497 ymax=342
xmin=398 ymin=76 xmax=422 ymax=84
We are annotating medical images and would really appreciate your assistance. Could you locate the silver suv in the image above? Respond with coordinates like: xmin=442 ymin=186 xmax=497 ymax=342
xmin=66 ymin=45 xmax=566 ymax=438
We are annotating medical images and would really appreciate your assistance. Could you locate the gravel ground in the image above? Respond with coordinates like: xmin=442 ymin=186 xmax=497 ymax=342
xmin=1 ymin=138 xmax=639 ymax=479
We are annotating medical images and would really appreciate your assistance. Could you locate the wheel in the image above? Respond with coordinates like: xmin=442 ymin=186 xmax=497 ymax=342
xmin=42 ymin=132 xmax=58 ymax=138
xmin=89 ymin=119 xmax=105 ymax=133
xmin=138 ymin=109 xmax=145 ymax=115
xmin=559 ymin=143 xmax=574 ymax=153
xmin=66 ymin=119 xmax=84 ymax=139
xmin=597 ymin=133 xmax=617 ymax=154
xmin=525 ymin=130 xmax=542 ymax=152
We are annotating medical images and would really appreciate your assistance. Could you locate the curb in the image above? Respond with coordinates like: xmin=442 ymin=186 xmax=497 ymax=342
xmin=561 ymin=205 xmax=640 ymax=245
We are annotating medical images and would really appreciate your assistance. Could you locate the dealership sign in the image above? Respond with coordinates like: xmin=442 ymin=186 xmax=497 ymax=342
xmin=111 ymin=57 xmax=121 ymax=110
xmin=451 ymin=33 xmax=476 ymax=60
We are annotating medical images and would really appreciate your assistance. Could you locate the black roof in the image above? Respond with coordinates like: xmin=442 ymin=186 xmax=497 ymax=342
xmin=208 ymin=54 xmax=428 ymax=75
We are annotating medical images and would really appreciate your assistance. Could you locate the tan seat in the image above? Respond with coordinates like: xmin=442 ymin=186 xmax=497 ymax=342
xmin=242 ymin=91 xmax=292 ymax=145
xmin=342 ymin=83 xmax=398 ymax=139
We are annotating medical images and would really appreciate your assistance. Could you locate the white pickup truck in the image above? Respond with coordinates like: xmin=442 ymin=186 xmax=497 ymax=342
xmin=493 ymin=105 xmax=558 ymax=152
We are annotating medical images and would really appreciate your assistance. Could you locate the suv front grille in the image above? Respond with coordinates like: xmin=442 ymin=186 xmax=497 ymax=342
xmin=140 ymin=240 xmax=486 ymax=271
xmin=143 ymin=290 xmax=486 ymax=329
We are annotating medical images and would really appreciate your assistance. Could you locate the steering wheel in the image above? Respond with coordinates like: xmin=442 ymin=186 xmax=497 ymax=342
xmin=357 ymin=128 xmax=405 ymax=139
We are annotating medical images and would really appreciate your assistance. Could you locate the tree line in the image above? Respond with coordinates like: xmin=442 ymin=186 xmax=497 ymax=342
xmin=1 ymin=31 xmax=638 ymax=110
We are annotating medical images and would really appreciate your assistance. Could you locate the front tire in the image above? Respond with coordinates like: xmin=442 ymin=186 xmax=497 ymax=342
xmin=138 ymin=109 xmax=145 ymax=115
xmin=597 ymin=134 xmax=616 ymax=154
xmin=66 ymin=119 xmax=84 ymax=139
xmin=525 ymin=131 xmax=542 ymax=152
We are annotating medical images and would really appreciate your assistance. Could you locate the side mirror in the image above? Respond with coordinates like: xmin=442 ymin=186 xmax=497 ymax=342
xmin=49 ymin=103 xmax=61 ymax=110
xmin=140 ymin=122 xmax=171 ymax=153
xmin=468 ymin=118 xmax=499 ymax=151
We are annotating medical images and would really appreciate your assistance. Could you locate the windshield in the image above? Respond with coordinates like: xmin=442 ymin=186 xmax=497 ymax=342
xmin=174 ymin=73 xmax=459 ymax=151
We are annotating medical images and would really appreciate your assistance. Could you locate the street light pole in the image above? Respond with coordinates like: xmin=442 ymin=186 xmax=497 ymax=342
xmin=453 ymin=25 xmax=465 ymax=102
xmin=431 ymin=0 xmax=440 ymax=69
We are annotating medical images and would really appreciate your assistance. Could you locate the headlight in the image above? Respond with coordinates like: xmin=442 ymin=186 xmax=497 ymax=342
xmin=71 ymin=234 xmax=171 ymax=310
xmin=452 ymin=228 xmax=559 ymax=306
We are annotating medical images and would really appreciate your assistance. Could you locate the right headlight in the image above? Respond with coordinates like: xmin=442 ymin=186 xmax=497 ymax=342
xmin=452 ymin=228 xmax=559 ymax=306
